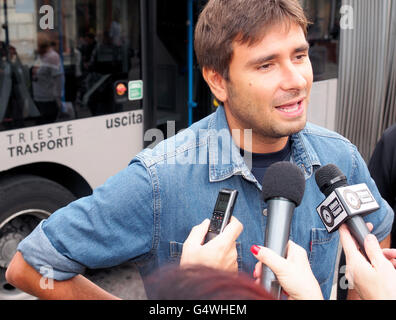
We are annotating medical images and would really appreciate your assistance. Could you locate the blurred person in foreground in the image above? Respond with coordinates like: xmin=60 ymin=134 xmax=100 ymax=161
xmin=148 ymin=264 xmax=274 ymax=300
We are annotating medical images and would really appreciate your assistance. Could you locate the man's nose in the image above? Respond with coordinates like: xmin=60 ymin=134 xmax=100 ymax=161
xmin=280 ymin=62 xmax=308 ymax=92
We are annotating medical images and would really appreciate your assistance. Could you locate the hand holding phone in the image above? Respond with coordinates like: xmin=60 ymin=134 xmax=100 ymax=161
xmin=204 ymin=189 xmax=238 ymax=243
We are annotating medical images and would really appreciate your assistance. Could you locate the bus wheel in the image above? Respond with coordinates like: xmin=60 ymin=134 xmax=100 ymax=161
xmin=0 ymin=174 xmax=76 ymax=300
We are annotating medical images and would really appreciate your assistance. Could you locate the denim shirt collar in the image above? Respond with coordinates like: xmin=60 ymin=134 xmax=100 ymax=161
xmin=290 ymin=127 xmax=322 ymax=179
xmin=207 ymin=106 xmax=322 ymax=187
xmin=207 ymin=106 xmax=252 ymax=184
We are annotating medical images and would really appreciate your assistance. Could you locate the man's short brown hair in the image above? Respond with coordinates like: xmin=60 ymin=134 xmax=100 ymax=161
xmin=194 ymin=0 xmax=309 ymax=80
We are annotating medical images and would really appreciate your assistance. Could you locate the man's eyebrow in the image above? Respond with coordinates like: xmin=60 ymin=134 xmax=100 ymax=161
xmin=245 ymin=42 xmax=310 ymax=67
xmin=294 ymin=42 xmax=310 ymax=53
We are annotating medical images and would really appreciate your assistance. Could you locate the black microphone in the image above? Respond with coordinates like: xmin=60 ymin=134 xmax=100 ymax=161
xmin=261 ymin=161 xmax=305 ymax=299
xmin=315 ymin=164 xmax=379 ymax=258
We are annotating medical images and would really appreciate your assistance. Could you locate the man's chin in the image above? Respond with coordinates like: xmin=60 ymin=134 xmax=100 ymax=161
xmin=268 ymin=119 xmax=307 ymax=138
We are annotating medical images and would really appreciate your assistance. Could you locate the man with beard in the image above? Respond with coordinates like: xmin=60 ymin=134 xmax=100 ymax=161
xmin=6 ymin=0 xmax=393 ymax=300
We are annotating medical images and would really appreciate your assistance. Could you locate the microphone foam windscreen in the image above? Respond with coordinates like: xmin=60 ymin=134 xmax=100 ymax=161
xmin=314 ymin=164 xmax=347 ymax=197
xmin=261 ymin=161 xmax=305 ymax=206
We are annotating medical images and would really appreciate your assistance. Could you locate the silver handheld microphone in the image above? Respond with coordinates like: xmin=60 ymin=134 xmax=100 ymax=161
xmin=260 ymin=161 xmax=306 ymax=299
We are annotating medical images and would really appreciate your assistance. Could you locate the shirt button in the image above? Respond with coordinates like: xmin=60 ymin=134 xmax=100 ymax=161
xmin=262 ymin=209 xmax=267 ymax=216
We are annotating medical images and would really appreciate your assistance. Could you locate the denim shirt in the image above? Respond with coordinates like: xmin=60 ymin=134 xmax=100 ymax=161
xmin=18 ymin=106 xmax=394 ymax=300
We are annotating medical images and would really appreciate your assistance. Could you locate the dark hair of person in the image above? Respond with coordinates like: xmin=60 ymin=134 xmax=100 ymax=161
xmin=147 ymin=264 xmax=274 ymax=300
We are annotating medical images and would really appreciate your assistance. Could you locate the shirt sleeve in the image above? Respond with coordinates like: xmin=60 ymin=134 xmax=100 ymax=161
xmin=350 ymin=145 xmax=394 ymax=243
xmin=17 ymin=220 xmax=86 ymax=280
xmin=17 ymin=159 xmax=155 ymax=280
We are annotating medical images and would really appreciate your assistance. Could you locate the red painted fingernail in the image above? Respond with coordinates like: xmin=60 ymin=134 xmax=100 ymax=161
xmin=250 ymin=245 xmax=260 ymax=255
xmin=253 ymin=270 xmax=257 ymax=278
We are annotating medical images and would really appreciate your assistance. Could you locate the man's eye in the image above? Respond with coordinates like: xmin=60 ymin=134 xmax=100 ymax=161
xmin=295 ymin=54 xmax=307 ymax=60
xmin=259 ymin=64 xmax=272 ymax=70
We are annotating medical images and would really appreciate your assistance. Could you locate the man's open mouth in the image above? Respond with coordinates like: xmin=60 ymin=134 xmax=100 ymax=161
xmin=275 ymin=99 xmax=305 ymax=117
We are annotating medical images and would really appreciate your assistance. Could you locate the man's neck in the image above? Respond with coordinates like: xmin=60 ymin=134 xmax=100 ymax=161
xmin=245 ymin=133 xmax=289 ymax=154
xmin=225 ymin=117 xmax=289 ymax=154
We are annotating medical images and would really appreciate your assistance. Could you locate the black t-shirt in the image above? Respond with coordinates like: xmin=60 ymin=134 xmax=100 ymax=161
xmin=241 ymin=138 xmax=292 ymax=185
xmin=368 ymin=124 xmax=396 ymax=247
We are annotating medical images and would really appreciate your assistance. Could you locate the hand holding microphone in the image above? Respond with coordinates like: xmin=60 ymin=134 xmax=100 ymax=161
xmin=339 ymin=223 xmax=396 ymax=300
xmin=251 ymin=240 xmax=323 ymax=300
xmin=251 ymin=217 xmax=396 ymax=300
xmin=315 ymin=164 xmax=380 ymax=259
xmin=260 ymin=161 xmax=306 ymax=298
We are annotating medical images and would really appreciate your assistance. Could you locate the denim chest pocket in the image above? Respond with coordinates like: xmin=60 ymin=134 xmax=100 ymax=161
xmin=169 ymin=241 xmax=243 ymax=272
xmin=308 ymin=228 xmax=339 ymax=288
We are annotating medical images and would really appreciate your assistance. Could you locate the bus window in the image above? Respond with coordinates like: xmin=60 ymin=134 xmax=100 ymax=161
xmin=302 ymin=0 xmax=341 ymax=81
xmin=0 ymin=0 xmax=142 ymax=131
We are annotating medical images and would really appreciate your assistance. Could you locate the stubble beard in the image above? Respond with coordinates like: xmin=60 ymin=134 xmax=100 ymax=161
xmin=226 ymin=84 xmax=307 ymax=141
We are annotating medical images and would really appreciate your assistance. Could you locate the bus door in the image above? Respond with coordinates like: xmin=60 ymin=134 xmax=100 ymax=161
xmin=143 ymin=0 xmax=212 ymax=143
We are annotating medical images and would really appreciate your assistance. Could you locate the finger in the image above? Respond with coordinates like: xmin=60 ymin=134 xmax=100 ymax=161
xmin=254 ymin=261 xmax=262 ymax=279
xmin=366 ymin=222 xmax=374 ymax=232
xmin=382 ymin=248 xmax=396 ymax=261
xmin=217 ymin=216 xmax=243 ymax=243
xmin=184 ymin=219 xmax=210 ymax=246
xmin=364 ymin=233 xmax=386 ymax=268
xmin=252 ymin=245 xmax=288 ymax=275
xmin=285 ymin=240 xmax=308 ymax=262
xmin=386 ymin=257 xmax=396 ymax=269
xmin=339 ymin=224 xmax=361 ymax=260
xmin=382 ymin=250 xmax=396 ymax=269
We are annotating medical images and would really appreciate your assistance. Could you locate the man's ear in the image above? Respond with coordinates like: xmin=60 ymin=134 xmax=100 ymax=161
xmin=202 ymin=67 xmax=228 ymax=103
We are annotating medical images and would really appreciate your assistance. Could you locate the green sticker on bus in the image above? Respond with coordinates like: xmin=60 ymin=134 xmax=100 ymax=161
xmin=128 ymin=80 xmax=144 ymax=101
